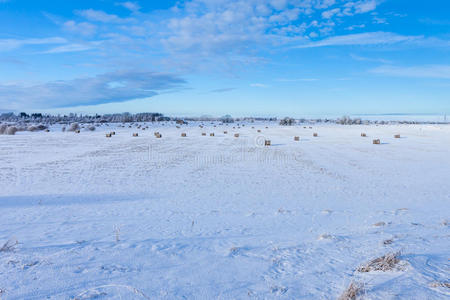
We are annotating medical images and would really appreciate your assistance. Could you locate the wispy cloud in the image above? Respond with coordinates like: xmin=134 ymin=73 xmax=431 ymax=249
xmin=0 ymin=37 xmax=66 ymax=52
xmin=370 ymin=65 xmax=450 ymax=79
xmin=116 ymin=1 xmax=140 ymax=12
xmin=75 ymin=9 xmax=133 ymax=23
xmin=42 ymin=43 xmax=94 ymax=54
xmin=276 ymin=78 xmax=318 ymax=82
xmin=350 ymin=53 xmax=391 ymax=64
xmin=250 ymin=83 xmax=269 ymax=88
xmin=294 ymin=32 xmax=422 ymax=48
xmin=209 ymin=88 xmax=236 ymax=93
xmin=0 ymin=71 xmax=186 ymax=109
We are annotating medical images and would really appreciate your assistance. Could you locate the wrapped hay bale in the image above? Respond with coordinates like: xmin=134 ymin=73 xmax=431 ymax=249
xmin=0 ymin=124 xmax=7 ymax=134
xmin=373 ymin=139 xmax=381 ymax=144
xmin=210 ymin=133 xmax=214 ymax=136
xmin=68 ymin=122 xmax=80 ymax=132
xmin=361 ymin=133 xmax=366 ymax=137
xmin=6 ymin=126 xmax=18 ymax=135
xmin=132 ymin=133 xmax=138 ymax=137
xmin=264 ymin=140 xmax=271 ymax=146
xmin=181 ymin=133 xmax=187 ymax=137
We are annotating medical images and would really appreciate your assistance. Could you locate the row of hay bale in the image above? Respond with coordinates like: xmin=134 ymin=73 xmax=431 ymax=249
xmin=360 ymin=132 xmax=401 ymax=144
xmin=0 ymin=123 xmax=50 ymax=135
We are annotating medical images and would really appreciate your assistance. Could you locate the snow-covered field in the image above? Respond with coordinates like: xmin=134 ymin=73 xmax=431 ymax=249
xmin=0 ymin=122 xmax=449 ymax=299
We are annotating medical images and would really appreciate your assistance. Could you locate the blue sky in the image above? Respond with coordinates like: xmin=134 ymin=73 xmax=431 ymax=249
xmin=0 ymin=0 xmax=449 ymax=117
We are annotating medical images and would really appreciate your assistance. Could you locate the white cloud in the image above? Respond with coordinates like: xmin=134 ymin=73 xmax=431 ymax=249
xmin=276 ymin=78 xmax=318 ymax=82
xmin=370 ymin=65 xmax=450 ymax=79
xmin=42 ymin=43 xmax=94 ymax=54
xmin=116 ymin=1 xmax=141 ymax=12
xmin=250 ymin=83 xmax=269 ymax=88
xmin=63 ymin=20 xmax=97 ymax=36
xmin=76 ymin=9 xmax=133 ymax=23
xmin=322 ymin=8 xmax=340 ymax=19
xmin=294 ymin=32 xmax=422 ymax=48
xmin=0 ymin=37 xmax=67 ymax=52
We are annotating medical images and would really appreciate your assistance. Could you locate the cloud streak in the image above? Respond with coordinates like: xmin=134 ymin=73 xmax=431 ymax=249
xmin=370 ymin=65 xmax=450 ymax=79
xmin=0 ymin=71 xmax=186 ymax=110
xmin=294 ymin=32 xmax=422 ymax=48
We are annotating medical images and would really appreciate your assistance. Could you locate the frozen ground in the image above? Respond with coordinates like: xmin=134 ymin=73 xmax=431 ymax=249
xmin=0 ymin=122 xmax=449 ymax=299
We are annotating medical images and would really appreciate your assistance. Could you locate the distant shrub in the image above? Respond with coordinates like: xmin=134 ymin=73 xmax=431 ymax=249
xmin=62 ymin=126 xmax=66 ymax=132
xmin=279 ymin=117 xmax=295 ymax=126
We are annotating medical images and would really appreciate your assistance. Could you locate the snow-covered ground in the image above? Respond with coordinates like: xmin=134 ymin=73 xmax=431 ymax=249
xmin=0 ymin=122 xmax=449 ymax=299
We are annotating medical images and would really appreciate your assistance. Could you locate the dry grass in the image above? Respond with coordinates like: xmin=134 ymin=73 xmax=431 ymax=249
xmin=429 ymin=281 xmax=450 ymax=288
xmin=338 ymin=281 xmax=365 ymax=300
xmin=0 ymin=239 xmax=18 ymax=252
xmin=357 ymin=252 xmax=401 ymax=272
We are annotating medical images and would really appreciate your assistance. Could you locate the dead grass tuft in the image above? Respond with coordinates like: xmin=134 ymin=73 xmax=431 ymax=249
xmin=429 ymin=281 xmax=450 ymax=288
xmin=338 ymin=281 xmax=365 ymax=300
xmin=0 ymin=239 xmax=18 ymax=252
xmin=357 ymin=252 xmax=401 ymax=272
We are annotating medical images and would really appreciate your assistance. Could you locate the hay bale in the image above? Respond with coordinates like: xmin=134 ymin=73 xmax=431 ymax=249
xmin=210 ymin=133 xmax=214 ymax=136
xmin=181 ymin=133 xmax=187 ymax=137
xmin=45 ymin=129 xmax=50 ymax=132
xmin=111 ymin=131 xmax=115 ymax=135
xmin=294 ymin=136 xmax=300 ymax=141
xmin=373 ymin=139 xmax=381 ymax=144
xmin=202 ymin=132 xmax=206 ymax=136
xmin=394 ymin=134 xmax=400 ymax=138
xmin=5 ymin=126 xmax=18 ymax=135
xmin=313 ymin=133 xmax=318 ymax=137
xmin=361 ymin=133 xmax=366 ymax=137
xmin=155 ymin=133 xmax=162 ymax=138
xmin=75 ymin=130 xmax=80 ymax=133
xmin=68 ymin=122 xmax=80 ymax=132
xmin=234 ymin=133 xmax=239 ymax=138
xmin=154 ymin=132 xmax=159 ymax=136
xmin=264 ymin=140 xmax=271 ymax=146
xmin=106 ymin=133 xmax=112 ymax=138
xmin=176 ymin=126 xmax=180 ymax=129
xmin=224 ymin=131 xmax=228 ymax=134
xmin=257 ymin=129 xmax=261 ymax=133
xmin=132 ymin=133 xmax=138 ymax=137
